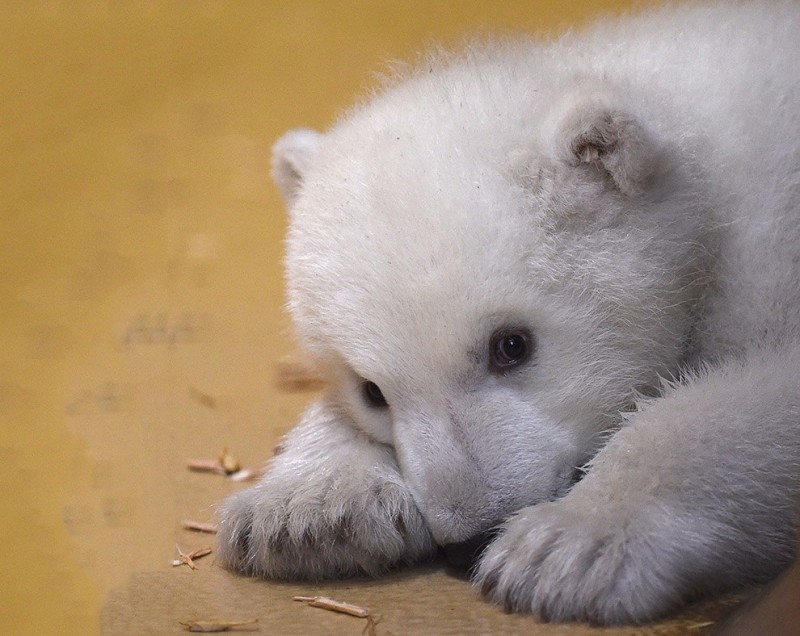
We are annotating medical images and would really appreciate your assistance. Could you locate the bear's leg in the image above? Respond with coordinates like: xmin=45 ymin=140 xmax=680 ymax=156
xmin=476 ymin=345 xmax=800 ymax=625
xmin=216 ymin=398 xmax=436 ymax=580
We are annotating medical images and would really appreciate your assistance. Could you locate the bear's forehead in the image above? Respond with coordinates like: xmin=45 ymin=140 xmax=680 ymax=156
xmin=284 ymin=55 xmax=576 ymax=367
xmin=285 ymin=138 xmax=549 ymax=375
xmin=289 ymin=125 xmax=539 ymax=290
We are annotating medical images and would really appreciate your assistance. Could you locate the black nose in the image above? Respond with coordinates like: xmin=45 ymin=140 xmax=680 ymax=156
xmin=441 ymin=528 xmax=498 ymax=571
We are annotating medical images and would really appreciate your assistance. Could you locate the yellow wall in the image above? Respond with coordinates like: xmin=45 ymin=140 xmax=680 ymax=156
xmin=1 ymin=2 xmax=651 ymax=634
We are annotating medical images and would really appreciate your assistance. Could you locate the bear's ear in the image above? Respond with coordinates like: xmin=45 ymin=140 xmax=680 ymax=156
xmin=271 ymin=128 xmax=323 ymax=207
xmin=555 ymin=98 xmax=656 ymax=196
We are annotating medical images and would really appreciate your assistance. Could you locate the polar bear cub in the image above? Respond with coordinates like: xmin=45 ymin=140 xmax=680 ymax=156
xmin=218 ymin=1 xmax=800 ymax=625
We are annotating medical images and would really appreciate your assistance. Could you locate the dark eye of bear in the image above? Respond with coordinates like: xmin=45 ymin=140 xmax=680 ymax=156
xmin=362 ymin=380 xmax=388 ymax=408
xmin=490 ymin=329 xmax=533 ymax=372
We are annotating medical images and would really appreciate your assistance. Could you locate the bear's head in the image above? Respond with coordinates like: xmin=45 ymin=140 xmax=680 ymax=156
xmin=270 ymin=69 xmax=712 ymax=546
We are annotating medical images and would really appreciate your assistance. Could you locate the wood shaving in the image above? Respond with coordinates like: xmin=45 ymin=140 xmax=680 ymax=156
xmin=182 ymin=520 xmax=218 ymax=533
xmin=228 ymin=467 xmax=264 ymax=483
xmin=186 ymin=458 xmax=227 ymax=475
xmin=187 ymin=448 xmax=261 ymax=480
xmin=686 ymin=621 xmax=716 ymax=630
xmin=172 ymin=544 xmax=212 ymax=569
xmin=219 ymin=448 xmax=241 ymax=474
xmin=362 ymin=615 xmax=380 ymax=636
xmin=275 ymin=359 xmax=327 ymax=392
xmin=293 ymin=595 xmax=381 ymax=633
xmin=188 ymin=386 xmax=217 ymax=409
xmin=293 ymin=595 xmax=370 ymax=618
xmin=179 ymin=618 xmax=259 ymax=632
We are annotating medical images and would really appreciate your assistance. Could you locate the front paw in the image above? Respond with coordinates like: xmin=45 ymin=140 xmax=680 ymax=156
xmin=474 ymin=499 xmax=703 ymax=625
xmin=216 ymin=471 xmax=436 ymax=580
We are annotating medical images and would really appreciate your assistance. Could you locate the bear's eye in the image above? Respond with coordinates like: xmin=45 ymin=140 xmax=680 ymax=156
xmin=362 ymin=380 xmax=388 ymax=408
xmin=490 ymin=329 xmax=533 ymax=373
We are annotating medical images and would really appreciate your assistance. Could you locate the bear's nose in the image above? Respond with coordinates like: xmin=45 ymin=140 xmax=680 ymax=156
xmin=441 ymin=528 xmax=499 ymax=571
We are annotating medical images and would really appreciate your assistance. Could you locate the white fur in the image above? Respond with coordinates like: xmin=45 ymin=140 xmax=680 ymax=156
xmin=218 ymin=1 xmax=800 ymax=625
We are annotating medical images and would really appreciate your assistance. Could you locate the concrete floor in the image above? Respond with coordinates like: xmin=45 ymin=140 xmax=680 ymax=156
xmin=0 ymin=2 xmax=765 ymax=634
